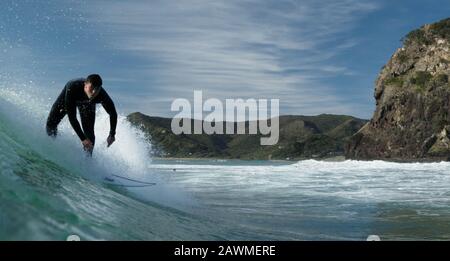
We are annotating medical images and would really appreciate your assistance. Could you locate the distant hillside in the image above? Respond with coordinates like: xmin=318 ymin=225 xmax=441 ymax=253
xmin=127 ymin=112 xmax=367 ymax=160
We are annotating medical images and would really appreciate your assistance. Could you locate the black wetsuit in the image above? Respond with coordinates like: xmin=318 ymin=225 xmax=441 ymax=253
xmin=46 ymin=78 xmax=117 ymax=152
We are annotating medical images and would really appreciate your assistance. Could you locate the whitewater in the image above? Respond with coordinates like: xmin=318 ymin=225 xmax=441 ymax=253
xmin=2 ymin=85 xmax=450 ymax=240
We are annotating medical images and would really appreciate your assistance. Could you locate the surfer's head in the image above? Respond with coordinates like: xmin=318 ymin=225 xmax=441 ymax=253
xmin=84 ymin=74 xmax=103 ymax=99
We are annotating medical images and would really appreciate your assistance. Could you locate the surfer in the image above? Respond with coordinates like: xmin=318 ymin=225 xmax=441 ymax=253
xmin=46 ymin=74 xmax=117 ymax=155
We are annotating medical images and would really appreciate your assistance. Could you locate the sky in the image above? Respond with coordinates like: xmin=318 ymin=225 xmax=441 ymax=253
xmin=0 ymin=0 xmax=449 ymax=119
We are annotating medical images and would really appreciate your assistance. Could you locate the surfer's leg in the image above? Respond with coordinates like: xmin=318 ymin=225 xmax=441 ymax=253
xmin=79 ymin=103 xmax=96 ymax=155
xmin=46 ymin=90 xmax=66 ymax=137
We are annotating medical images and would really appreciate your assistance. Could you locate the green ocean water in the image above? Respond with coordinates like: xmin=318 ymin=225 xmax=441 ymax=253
xmin=2 ymin=89 xmax=450 ymax=241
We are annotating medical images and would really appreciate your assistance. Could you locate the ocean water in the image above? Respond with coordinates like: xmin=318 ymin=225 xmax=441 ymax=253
xmin=2 ymin=86 xmax=450 ymax=240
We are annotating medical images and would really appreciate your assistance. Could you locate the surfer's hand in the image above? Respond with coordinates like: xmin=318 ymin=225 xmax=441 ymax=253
xmin=107 ymin=135 xmax=115 ymax=148
xmin=82 ymin=139 xmax=94 ymax=151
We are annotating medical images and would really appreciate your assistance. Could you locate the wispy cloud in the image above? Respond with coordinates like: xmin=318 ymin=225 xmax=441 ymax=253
xmin=4 ymin=1 xmax=450 ymax=118
xmin=78 ymin=0 xmax=380 ymax=116
xmin=1 ymin=0 xmax=380 ymax=117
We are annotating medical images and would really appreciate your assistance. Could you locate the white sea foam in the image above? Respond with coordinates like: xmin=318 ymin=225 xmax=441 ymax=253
xmin=150 ymin=159 xmax=450 ymax=207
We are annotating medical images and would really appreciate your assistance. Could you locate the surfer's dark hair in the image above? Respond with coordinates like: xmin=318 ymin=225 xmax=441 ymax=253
xmin=86 ymin=74 xmax=102 ymax=88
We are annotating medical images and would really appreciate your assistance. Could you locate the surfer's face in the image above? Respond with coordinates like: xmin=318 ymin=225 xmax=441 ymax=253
xmin=84 ymin=82 xmax=96 ymax=99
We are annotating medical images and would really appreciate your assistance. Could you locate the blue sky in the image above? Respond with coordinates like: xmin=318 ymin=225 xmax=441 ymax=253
xmin=0 ymin=0 xmax=449 ymax=119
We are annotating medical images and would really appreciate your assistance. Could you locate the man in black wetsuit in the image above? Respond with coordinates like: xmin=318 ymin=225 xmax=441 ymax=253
xmin=46 ymin=74 xmax=117 ymax=155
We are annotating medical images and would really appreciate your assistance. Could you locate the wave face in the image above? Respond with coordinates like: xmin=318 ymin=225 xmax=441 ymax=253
xmin=3 ymin=85 xmax=450 ymax=240
xmin=0 ymin=86 xmax=220 ymax=240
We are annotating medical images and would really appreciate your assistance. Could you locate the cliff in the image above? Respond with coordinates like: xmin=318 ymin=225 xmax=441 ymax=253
xmin=346 ymin=18 xmax=450 ymax=161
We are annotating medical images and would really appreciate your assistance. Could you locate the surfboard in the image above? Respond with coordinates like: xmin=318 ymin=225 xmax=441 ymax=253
xmin=103 ymin=174 xmax=156 ymax=187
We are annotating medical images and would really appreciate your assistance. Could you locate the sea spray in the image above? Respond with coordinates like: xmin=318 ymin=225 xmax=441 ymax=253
xmin=0 ymin=84 xmax=193 ymax=210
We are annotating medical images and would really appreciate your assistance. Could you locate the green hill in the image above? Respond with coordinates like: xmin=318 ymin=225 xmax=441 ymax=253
xmin=127 ymin=112 xmax=367 ymax=160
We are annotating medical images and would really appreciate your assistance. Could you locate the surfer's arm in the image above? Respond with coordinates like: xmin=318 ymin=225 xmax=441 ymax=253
xmin=65 ymin=87 xmax=87 ymax=141
xmin=101 ymin=91 xmax=118 ymax=137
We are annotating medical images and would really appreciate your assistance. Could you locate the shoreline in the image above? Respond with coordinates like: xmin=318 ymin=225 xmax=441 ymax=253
xmin=151 ymin=156 xmax=347 ymax=162
xmin=151 ymin=156 xmax=450 ymax=163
